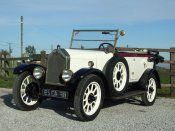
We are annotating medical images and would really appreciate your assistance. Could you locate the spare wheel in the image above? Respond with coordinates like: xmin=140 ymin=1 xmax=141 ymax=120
xmin=106 ymin=56 xmax=129 ymax=96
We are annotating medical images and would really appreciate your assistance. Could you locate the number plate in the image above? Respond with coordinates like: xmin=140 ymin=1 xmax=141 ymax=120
xmin=42 ymin=89 xmax=68 ymax=99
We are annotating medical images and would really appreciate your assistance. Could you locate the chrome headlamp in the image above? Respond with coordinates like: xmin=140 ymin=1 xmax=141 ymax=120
xmin=33 ymin=67 xmax=45 ymax=79
xmin=62 ymin=70 xmax=73 ymax=82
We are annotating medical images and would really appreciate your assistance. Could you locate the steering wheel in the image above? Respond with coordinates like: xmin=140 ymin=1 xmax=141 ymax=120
xmin=98 ymin=42 xmax=114 ymax=50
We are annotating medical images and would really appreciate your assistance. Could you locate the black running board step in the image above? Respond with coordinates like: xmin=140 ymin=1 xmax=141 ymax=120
xmin=110 ymin=90 xmax=147 ymax=100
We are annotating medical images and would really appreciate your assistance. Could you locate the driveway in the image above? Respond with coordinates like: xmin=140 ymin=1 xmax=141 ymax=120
xmin=0 ymin=88 xmax=175 ymax=131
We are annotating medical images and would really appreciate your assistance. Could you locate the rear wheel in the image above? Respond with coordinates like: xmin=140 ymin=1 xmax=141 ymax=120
xmin=13 ymin=71 xmax=41 ymax=110
xmin=141 ymin=74 xmax=157 ymax=106
xmin=74 ymin=74 xmax=104 ymax=121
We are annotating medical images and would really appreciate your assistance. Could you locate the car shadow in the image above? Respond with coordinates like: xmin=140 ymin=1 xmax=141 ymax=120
xmin=39 ymin=100 xmax=79 ymax=121
xmin=0 ymin=93 xmax=80 ymax=121
xmin=103 ymin=97 xmax=143 ymax=108
xmin=1 ymin=93 xmax=144 ymax=121
xmin=0 ymin=94 xmax=18 ymax=110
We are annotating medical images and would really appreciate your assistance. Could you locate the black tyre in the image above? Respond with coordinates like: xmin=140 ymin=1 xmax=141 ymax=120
xmin=13 ymin=71 xmax=41 ymax=111
xmin=74 ymin=74 xmax=104 ymax=121
xmin=106 ymin=57 xmax=129 ymax=96
xmin=141 ymin=74 xmax=158 ymax=106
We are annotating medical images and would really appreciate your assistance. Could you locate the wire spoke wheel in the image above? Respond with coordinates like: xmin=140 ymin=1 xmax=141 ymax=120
xmin=113 ymin=62 xmax=127 ymax=92
xmin=83 ymin=82 xmax=101 ymax=116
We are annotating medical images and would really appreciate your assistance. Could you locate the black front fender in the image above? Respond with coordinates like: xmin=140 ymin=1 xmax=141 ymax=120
xmin=13 ymin=63 xmax=46 ymax=74
xmin=73 ymin=68 xmax=106 ymax=80
xmin=70 ymin=68 xmax=109 ymax=94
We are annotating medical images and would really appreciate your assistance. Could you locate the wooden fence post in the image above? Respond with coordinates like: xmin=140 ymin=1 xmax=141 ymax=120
xmin=4 ymin=53 xmax=7 ymax=78
xmin=0 ymin=52 xmax=2 ymax=69
xmin=3 ymin=53 xmax=10 ymax=78
xmin=0 ymin=53 xmax=2 ymax=77
xmin=170 ymin=47 xmax=175 ymax=97
xmin=40 ymin=50 xmax=46 ymax=67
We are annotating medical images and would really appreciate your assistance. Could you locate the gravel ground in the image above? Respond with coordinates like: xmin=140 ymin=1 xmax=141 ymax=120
xmin=0 ymin=88 xmax=175 ymax=131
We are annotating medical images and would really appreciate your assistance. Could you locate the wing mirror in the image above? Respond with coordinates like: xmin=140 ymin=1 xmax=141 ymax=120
xmin=120 ymin=30 xmax=125 ymax=36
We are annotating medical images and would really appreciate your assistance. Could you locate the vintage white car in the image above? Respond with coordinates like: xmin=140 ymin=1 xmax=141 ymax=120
xmin=13 ymin=29 xmax=164 ymax=121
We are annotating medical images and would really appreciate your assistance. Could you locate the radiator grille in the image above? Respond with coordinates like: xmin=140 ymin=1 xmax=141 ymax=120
xmin=45 ymin=49 xmax=70 ymax=85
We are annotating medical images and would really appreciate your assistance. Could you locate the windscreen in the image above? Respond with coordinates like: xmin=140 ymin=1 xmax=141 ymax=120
xmin=70 ymin=30 xmax=118 ymax=49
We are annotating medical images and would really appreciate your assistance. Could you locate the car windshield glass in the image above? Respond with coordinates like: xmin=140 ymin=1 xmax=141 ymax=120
xmin=70 ymin=30 xmax=118 ymax=49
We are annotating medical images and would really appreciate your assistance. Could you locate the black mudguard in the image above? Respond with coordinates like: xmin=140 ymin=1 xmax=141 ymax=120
xmin=140 ymin=69 xmax=161 ymax=89
xmin=73 ymin=68 xmax=106 ymax=81
xmin=13 ymin=63 xmax=46 ymax=74
xmin=71 ymin=68 xmax=109 ymax=93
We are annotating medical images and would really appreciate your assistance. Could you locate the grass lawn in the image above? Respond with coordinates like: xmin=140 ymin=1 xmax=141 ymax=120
xmin=0 ymin=72 xmax=16 ymax=88
xmin=157 ymin=70 xmax=171 ymax=97
xmin=0 ymin=78 xmax=14 ymax=89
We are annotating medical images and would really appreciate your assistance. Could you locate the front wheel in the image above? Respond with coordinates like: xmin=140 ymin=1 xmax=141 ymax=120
xmin=13 ymin=71 xmax=41 ymax=111
xmin=74 ymin=74 xmax=104 ymax=121
xmin=141 ymin=74 xmax=157 ymax=106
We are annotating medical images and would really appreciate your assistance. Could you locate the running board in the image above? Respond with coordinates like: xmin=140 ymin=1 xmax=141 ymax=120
xmin=110 ymin=90 xmax=147 ymax=100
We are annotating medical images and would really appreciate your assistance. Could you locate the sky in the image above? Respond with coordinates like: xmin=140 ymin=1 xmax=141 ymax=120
xmin=0 ymin=0 xmax=175 ymax=57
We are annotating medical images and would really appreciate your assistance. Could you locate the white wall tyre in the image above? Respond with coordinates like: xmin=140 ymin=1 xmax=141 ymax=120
xmin=141 ymin=74 xmax=157 ymax=106
xmin=106 ymin=57 xmax=129 ymax=96
xmin=74 ymin=74 xmax=104 ymax=121
xmin=13 ymin=71 xmax=41 ymax=111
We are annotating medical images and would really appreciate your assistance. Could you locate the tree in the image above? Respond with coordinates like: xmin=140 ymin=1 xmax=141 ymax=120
xmin=25 ymin=45 xmax=36 ymax=57
xmin=0 ymin=49 xmax=9 ymax=56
